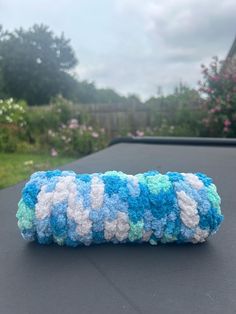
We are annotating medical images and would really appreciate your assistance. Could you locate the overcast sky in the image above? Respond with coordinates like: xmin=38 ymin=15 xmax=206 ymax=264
xmin=0 ymin=0 xmax=236 ymax=99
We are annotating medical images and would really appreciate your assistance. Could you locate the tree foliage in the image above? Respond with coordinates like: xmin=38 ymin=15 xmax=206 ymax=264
xmin=144 ymin=84 xmax=203 ymax=136
xmin=0 ymin=24 xmax=77 ymax=105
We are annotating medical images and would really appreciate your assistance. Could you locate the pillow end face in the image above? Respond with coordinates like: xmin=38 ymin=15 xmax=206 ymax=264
xmin=16 ymin=198 xmax=36 ymax=242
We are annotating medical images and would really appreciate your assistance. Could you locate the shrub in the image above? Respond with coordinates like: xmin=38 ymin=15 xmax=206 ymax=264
xmin=199 ymin=56 xmax=236 ymax=137
xmin=0 ymin=96 xmax=108 ymax=156
xmin=0 ymin=98 xmax=27 ymax=152
xmin=25 ymin=96 xmax=108 ymax=156
xmin=0 ymin=98 xmax=27 ymax=126
xmin=46 ymin=122 xmax=107 ymax=156
xmin=0 ymin=128 xmax=17 ymax=152
xmin=144 ymin=85 xmax=203 ymax=137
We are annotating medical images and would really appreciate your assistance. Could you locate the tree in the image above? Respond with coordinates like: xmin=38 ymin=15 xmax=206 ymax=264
xmin=0 ymin=24 xmax=78 ymax=105
xmin=0 ymin=67 xmax=4 ymax=99
xmin=0 ymin=26 xmax=5 ymax=98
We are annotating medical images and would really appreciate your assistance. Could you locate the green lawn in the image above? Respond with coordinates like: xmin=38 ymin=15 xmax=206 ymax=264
xmin=0 ymin=153 xmax=75 ymax=189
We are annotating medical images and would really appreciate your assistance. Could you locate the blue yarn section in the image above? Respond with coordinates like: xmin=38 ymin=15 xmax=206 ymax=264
xmin=16 ymin=169 xmax=224 ymax=246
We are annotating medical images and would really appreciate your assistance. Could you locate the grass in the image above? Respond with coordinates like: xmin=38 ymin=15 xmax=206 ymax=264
xmin=0 ymin=153 xmax=75 ymax=189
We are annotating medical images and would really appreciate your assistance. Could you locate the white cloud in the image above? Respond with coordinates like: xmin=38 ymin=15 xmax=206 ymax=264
xmin=92 ymin=0 xmax=236 ymax=98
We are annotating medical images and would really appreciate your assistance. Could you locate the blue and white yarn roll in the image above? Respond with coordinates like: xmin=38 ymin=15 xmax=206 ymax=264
xmin=16 ymin=170 xmax=223 ymax=246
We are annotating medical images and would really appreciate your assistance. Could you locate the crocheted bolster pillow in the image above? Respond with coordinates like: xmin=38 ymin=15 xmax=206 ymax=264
xmin=16 ymin=170 xmax=223 ymax=246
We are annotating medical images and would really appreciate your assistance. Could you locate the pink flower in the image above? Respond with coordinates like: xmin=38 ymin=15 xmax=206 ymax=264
xmin=51 ymin=148 xmax=58 ymax=157
xmin=68 ymin=118 xmax=79 ymax=129
xmin=211 ymin=76 xmax=219 ymax=82
xmin=224 ymin=119 xmax=231 ymax=127
xmin=136 ymin=130 xmax=144 ymax=137
xmin=210 ymin=105 xmax=221 ymax=113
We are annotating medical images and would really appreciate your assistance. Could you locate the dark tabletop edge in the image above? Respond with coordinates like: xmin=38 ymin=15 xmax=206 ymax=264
xmin=109 ymin=136 xmax=236 ymax=147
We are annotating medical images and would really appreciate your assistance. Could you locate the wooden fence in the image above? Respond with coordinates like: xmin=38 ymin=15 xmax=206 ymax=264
xmin=87 ymin=107 xmax=150 ymax=136
xmin=83 ymin=103 xmax=189 ymax=136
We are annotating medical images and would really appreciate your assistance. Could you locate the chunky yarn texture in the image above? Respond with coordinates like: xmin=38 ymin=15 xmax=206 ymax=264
xmin=16 ymin=170 xmax=223 ymax=246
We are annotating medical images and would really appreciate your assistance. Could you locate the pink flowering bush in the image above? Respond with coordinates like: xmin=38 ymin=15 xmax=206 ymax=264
xmin=26 ymin=97 xmax=109 ymax=156
xmin=199 ymin=56 xmax=236 ymax=137
xmin=0 ymin=96 xmax=108 ymax=155
xmin=46 ymin=120 xmax=107 ymax=156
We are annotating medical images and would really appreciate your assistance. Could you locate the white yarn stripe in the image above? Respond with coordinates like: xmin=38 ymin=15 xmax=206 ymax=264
xmin=36 ymin=176 xmax=93 ymax=237
xmin=68 ymin=197 xmax=92 ymax=237
xmin=90 ymin=176 xmax=104 ymax=209
xmin=65 ymin=178 xmax=92 ymax=237
xmin=53 ymin=176 xmax=76 ymax=203
xmin=177 ymin=190 xmax=200 ymax=228
xmin=192 ymin=227 xmax=209 ymax=243
xmin=127 ymin=175 xmax=140 ymax=197
xmin=115 ymin=212 xmax=130 ymax=241
xmin=76 ymin=218 xmax=92 ymax=236
xmin=35 ymin=185 xmax=53 ymax=219
xmin=104 ymin=212 xmax=130 ymax=241
xmin=182 ymin=173 xmax=204 ymax=190
xmin=104 ymin=220 xmax=116 ymax=240
xmin=36 ymin=176 xmax=77 ymax=220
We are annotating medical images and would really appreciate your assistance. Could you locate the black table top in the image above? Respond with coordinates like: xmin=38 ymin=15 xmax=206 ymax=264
xmin=1 ymin=142 xmax=236 ymax=314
